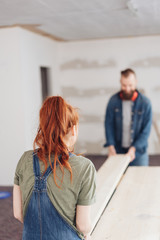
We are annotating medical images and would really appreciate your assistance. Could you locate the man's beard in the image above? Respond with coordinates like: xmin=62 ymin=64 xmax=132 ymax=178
xmin=122 ymin=90 xmax=135 ymax=100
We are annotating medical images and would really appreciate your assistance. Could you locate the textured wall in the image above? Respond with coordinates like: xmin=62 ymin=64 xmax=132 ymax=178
xmin=58 ymin=36 xmax=160 ymax=155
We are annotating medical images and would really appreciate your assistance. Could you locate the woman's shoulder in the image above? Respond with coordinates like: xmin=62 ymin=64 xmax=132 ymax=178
xmin=69 ymin=155 xmax=96 ymax=171
xmin=16 ymin=150 xmax=34 ymax=171
xmin=20 ymin=150 xmax=34 ymax=162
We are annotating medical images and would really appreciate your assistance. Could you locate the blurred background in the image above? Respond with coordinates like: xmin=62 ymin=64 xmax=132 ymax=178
xmin=0 ymin=0 xmax=160 ymax=187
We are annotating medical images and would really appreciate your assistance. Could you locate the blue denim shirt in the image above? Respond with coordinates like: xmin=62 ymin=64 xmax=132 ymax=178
xmin=104 ymin=90 xmax=152 ymax=157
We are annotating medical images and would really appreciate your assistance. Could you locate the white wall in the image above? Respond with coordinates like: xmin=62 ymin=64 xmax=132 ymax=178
xmin=0 ymin=27 xmax=60 ymax=185
xmin=18 ymin=28 xmax=60 ymax=150
xmin=58 ymin=36 xmax=160 ymax=155
xmin=0 ymin=28 xmax=25 ymax=186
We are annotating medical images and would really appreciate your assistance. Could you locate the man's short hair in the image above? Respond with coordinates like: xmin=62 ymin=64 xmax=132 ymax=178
xmin=121 ymin=68 xmax=136 ymax=78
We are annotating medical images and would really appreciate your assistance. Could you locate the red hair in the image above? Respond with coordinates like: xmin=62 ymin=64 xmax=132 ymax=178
xmin=33 ymin=96 xmax=79 ymax=188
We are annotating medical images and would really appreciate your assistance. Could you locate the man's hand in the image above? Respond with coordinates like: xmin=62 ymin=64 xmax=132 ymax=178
xmin=126 ymin=146 xmax=136 ymax=162
xmin=108 ymin=145 xmax=116 ymax=156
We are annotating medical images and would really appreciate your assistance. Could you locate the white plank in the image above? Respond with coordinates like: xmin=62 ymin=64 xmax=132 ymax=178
xmin=92 ymin=167 xmax=160 ymax=240
xmin=91 ymin=154 xmax=130 ymax=232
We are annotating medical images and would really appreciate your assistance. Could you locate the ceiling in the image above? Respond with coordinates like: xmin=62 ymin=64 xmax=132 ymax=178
xmin=0 ymin=0 xmax=160 ymax=41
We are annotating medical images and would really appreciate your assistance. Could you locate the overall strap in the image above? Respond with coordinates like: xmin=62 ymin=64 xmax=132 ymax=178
xmin=33 ymin=152 xmax=47 ymax=191
xmin=33 ymin=153 xmax=41 ymax=177
xmin=69 ymin=152 xmax=75 ymax=158
xmin=42 ymin=163 xmax=54 ymax=179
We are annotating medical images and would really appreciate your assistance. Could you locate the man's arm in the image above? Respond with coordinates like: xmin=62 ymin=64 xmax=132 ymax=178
xmin=132 ymin=100 xmax=152 ymax=151
xmin=104 ymin=99 xmax=116 ymax=151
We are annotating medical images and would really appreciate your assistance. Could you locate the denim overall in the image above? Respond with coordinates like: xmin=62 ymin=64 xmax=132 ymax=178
xmin=22 ymin=153 xmax=82 ymax=240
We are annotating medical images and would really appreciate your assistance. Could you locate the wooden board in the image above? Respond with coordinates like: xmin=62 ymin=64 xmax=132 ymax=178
xmin=91 ymin=154 xmax=130 ymax=232
xmin=92 ymin=167 xmax=160 ymax=240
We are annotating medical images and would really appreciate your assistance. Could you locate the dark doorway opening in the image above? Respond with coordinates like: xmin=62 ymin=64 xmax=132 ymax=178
xmin=40 ymin=67 xmax=50 ymax=102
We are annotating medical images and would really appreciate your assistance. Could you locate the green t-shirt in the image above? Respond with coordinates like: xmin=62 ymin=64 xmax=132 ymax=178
xmin=14 ymin=150 xmax=96 ymax=238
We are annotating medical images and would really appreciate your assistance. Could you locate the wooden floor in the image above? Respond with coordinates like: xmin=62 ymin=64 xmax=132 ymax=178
xmin=0 ymin=154 xmax=160 ymax=240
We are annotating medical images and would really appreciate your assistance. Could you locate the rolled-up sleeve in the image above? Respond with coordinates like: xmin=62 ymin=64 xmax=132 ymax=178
xmin=77 ymin=162 xmax=96 ymax=205
xmin=14 ymin=152 xmax=26 ymax=185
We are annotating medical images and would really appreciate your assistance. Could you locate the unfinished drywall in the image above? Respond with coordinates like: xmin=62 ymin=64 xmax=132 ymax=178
xmin=58 ymin=36 xmax=160 ymax=155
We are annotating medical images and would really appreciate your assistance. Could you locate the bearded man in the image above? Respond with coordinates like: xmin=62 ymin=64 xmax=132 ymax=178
xmin=104 ymin=68 xmax=152 ymax=166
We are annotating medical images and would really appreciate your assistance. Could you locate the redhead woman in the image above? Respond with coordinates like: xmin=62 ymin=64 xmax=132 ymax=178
xmin=13 ymin=96 xmax=96 ymax=240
